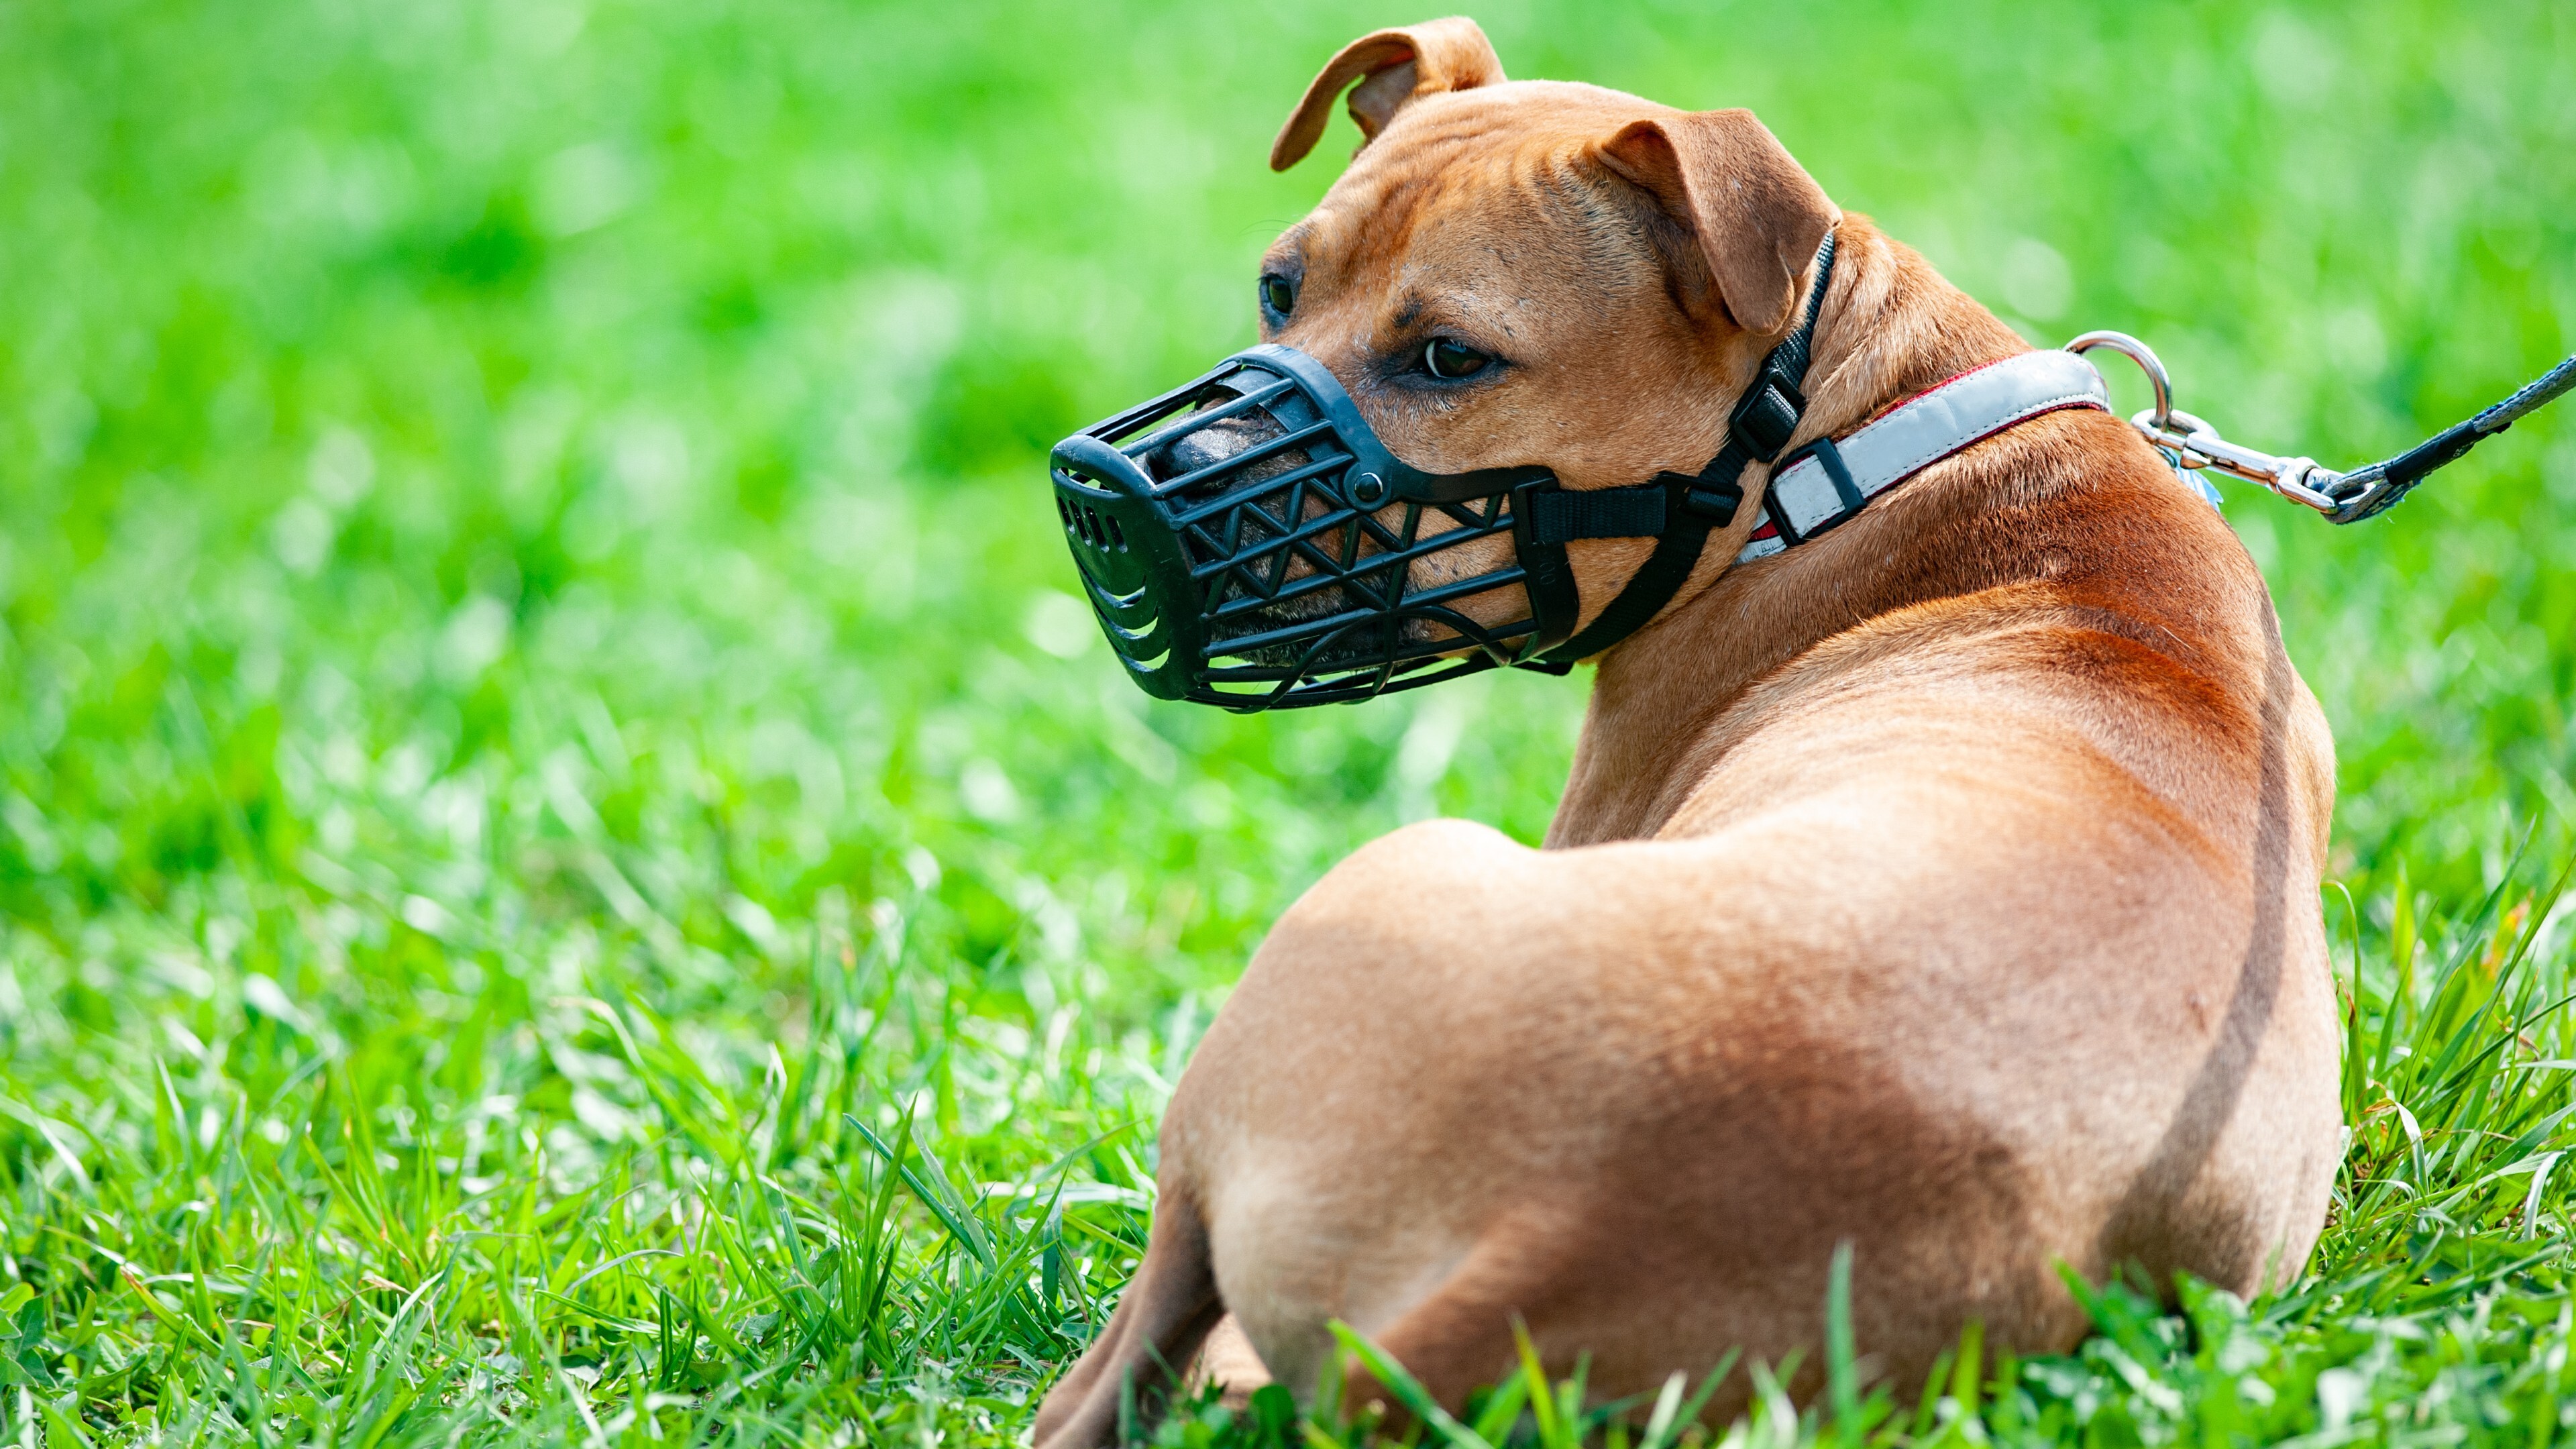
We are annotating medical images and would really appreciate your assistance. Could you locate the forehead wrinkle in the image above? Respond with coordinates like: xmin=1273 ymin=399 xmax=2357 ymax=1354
xmin=1266 ymin=220 xmax=1315 ymax=266
xmin=1299 ymin=125 xmax=1662 ymax=354
xmin=1295 ymin=143 xmax=1466 ymax=324
xmin=1526 ymin=146 xmax=1658 ymax=323
xmin=1398 ymin=144 xmax=1651 ymax=333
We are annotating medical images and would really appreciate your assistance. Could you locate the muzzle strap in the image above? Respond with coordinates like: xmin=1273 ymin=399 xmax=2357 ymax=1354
xmin=1526 ymin=485 xmax=1669 ymax=545
xmin=1529 ymin=229 xmax=1839 ymax=664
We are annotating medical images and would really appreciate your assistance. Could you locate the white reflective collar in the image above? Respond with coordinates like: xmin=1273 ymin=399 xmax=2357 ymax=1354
xmin=1737 ymin=349 xmax=2111 ymax=562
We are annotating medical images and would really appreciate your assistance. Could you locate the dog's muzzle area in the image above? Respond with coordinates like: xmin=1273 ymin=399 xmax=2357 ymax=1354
xmin=1049 ymin=344 xmax=1556 ymax=710
xmin=1142 ymin=400 xmax=1381 ymax=667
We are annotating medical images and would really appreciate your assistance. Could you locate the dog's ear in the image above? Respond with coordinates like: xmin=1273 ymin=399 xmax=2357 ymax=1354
xmin=1596 ymin=110 xmax=1840 ymax=336
xmin=1270 ymin=18 xmax=1505 ymax=171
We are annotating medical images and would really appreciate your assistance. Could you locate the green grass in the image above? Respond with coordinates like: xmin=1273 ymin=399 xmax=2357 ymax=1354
xmin=2 ymin=0 xmax=2573 ymax=1443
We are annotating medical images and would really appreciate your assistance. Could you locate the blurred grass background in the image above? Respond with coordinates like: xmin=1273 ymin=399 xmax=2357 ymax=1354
xmin=1 ymin=0 xmax=2571 ymax=1443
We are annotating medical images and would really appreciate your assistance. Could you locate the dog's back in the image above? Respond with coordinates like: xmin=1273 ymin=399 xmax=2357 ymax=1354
xmin=1150 ymin=397 xmax=2340 ymax=1414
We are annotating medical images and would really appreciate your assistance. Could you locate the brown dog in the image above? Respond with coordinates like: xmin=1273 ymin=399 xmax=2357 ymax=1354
xmin=1034 ymin=17 xmax=2341 ymax=1445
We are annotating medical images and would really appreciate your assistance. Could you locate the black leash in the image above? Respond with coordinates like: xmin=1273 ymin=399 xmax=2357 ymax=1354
xmin=2070 ymin=333 xmax=2576 ymax=524
xmin=2325 ymin=353 xmax=2576 ymax=523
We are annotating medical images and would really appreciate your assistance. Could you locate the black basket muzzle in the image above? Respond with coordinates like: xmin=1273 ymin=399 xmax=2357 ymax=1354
xmin=1049 ymin=343 xmax=1572 ymax=710
xmin=1050 ymin=236 xmax=1833 ymax=712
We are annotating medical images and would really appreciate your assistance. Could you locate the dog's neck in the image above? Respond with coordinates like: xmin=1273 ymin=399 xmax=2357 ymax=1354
xmin=1548 ymin=222 xmax=2038 ymax=847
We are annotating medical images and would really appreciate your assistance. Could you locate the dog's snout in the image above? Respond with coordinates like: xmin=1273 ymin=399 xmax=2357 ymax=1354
xmin=1155 ymin=426 xmax=1256 ymax=478
xmin=1150 ymin=391 xmax=1289 ymax=484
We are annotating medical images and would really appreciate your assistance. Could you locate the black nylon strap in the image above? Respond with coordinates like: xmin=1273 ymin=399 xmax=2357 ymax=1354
xmin=1527 ymin=483 xmax=1668 ymax=544
xmin=1529 ymin=230 xmax=1838 ymax=665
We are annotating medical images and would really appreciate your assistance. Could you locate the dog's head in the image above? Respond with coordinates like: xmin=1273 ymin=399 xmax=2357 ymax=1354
xmin=1057 ymin=20 xmax=1851 ymax=705
xmin=1236 ymin=18 xmax=1842 ymax=637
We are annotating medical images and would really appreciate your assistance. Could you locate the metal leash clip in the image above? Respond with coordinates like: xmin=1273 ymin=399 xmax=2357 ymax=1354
xmin=2066 ymin=331 xmax=2576 ymax=526
xmin=2065 ymin=331 xmax=2348 ymax=515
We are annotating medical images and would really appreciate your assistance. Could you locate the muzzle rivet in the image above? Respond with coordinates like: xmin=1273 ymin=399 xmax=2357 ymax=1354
xmin=1350 ymin=471 xmax=1389 ymax=506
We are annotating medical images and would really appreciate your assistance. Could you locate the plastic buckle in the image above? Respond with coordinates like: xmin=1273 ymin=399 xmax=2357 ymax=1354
xmin=1654 ymin=470 xmax=1742 ymax=527
xmin=1682 ymin=478 xmax=1742 ymax=525
xmin=1728 ymin=371 xmax=1807 ymax=461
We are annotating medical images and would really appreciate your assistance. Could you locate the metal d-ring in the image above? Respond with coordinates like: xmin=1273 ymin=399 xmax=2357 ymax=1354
xmin=2064 ymin=330 xmax=2176 ymax=430
xmin=2063 ymin=329 xmax=2350 ymax=513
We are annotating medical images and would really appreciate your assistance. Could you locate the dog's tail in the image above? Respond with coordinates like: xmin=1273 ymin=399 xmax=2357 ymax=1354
xmin=1033 ymin=1187 xmax=1226 ymax=1449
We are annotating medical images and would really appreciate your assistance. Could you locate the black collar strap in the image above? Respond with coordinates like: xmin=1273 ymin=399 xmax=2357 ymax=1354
xmin=1516 ymin=229 xmax=1839 ymax=665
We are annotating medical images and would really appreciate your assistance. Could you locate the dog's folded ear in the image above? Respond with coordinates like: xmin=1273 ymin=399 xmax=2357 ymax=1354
xmin=1271 ymin=18 xmax=1505 ymax=172
xmin=1597 ymin=111 xmax=1841 ymax=337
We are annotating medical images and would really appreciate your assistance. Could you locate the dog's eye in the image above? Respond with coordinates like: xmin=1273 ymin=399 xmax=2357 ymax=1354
xmin=1423 ymin=339 xmax=1491 ymax=380
xmin=1260 ymin=274 xmax=1297 ymax=319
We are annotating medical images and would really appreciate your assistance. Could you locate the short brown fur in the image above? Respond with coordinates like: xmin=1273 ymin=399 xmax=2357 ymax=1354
xmin=1034 ymin=19 xmax=2339 ymax=1448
